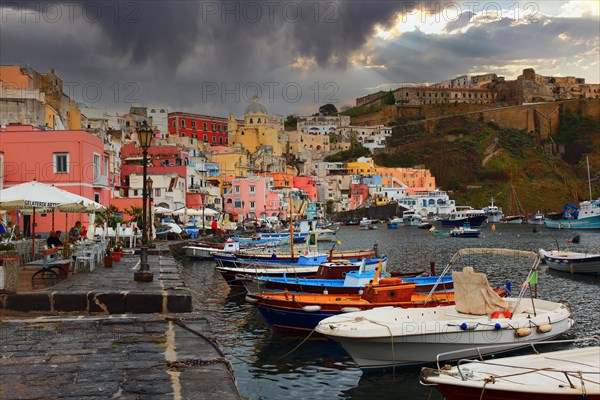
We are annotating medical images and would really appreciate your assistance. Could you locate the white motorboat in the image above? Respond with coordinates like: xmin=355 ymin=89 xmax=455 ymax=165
xmin=539 ymin=249 xmax=600 ymax=275
xmin=527 ymin=210 xmax=545 ymax=225
xmin=420 ymin=338 xmax=600 ymax=400
xmin=483 ymin=197 xmax=503 ymax=223
xmin=402 ymin=209 xmax=422 ymax=226
xmin=316 ymin=248 xmax=574 ymax=369
xmin=183 ymin=239 xmax=240 ymax=259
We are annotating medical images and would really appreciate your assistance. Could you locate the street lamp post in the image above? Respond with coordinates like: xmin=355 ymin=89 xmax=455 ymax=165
xmin=147 ymin=177 xmax=153 ymax=245
xmin=134 ymin=120 xmax=154 ymax=282
xmin=200 ymin=190 xmax=207 ymax=235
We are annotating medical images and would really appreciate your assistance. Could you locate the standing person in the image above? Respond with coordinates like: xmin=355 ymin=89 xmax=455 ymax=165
xmin=211 ymin=219 xmax=218 ymax=235
xmin=69 ymin=221 xmax=82 ymax=242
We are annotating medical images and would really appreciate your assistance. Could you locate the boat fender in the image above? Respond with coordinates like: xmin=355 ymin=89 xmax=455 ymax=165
xmin=323 ymin=288 xmax=329 ymax=295
xmin=537 ymin=324 xmax=552 ymax=333
xmin=303 ymin=305 xmax=321 ymax=312
xmin=494 ymin=323 xmax=502 ymax=330
xmin=341 ymin=307 xmax=361 ymax=313
xmin=460 ymin=322 xmax=477 ymax=330
xmin=245 ymin=295 xmax=258 ymax=304
xmin=515 ymin=327 xmax=532 ymax=337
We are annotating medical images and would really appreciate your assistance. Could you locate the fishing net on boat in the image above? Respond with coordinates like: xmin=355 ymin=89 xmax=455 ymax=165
xmin=452 ymin=266 xmax=508 ymax=315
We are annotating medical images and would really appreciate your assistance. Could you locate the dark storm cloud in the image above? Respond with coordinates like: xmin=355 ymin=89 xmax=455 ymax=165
xmin=1 ymin=0 xmax=435 ymax=69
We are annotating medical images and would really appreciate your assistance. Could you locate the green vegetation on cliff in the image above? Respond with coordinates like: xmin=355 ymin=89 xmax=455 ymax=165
xmin=374 ymin=110 xmax=600 ymax=213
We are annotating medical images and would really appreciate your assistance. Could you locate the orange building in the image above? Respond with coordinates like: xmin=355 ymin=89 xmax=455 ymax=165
xmin=376 ymin=167 xmax=436 ymax=191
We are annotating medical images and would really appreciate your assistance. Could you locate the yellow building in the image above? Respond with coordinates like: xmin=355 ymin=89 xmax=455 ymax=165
xmin=67 ymin=99 xmax=82 ymax=130
xmin=347 ymin=157 xmax=376 ymax=175
xmin=228 ymin=96 xmax=284 ymax=156
xmin=288 ymin=130 xmax=330 ymax=156
xmin=209 ymin=147 xmax=249 ymax=178
xmin=45 ymin=104 xmax=58 ymax=129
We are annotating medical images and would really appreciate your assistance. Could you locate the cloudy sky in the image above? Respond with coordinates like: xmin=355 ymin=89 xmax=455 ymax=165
xmin=1 ymin=1 xmax=599 ymax=117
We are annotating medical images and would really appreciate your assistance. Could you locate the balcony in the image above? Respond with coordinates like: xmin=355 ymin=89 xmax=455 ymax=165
xmin=93 ymin=174 xmax=109 ymax=187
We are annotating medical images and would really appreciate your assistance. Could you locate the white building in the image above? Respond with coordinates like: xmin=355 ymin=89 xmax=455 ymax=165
xmin=129 ymin=172 xmax=186 ymax=210
xmin=148 ymin=107 xmax=169 ymax=136
xmin=297 ymin=115 xmax=351 ymax=135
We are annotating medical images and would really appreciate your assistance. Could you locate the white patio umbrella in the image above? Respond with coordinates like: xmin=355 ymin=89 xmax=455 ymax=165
xmin=0 ymin=181 xmax=108 ymax=253
xmin=0 ymin=181 xmax=93 ymax=256
xmin=172 ymin=207 xmax=219 ymax=216
xmin=154 ymin=206 xmax=173 ymax=215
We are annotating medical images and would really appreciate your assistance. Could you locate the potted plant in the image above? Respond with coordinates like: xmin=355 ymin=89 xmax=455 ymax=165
xmin=0 ymin=242 xmax=19 ymax=294
xmin=112 ymin=241 xmax=124 ymax=262
xmin=0 ymin=242 xmax=18 ymax=261
xmin=104 ymin=243 xmax=113 ymax=268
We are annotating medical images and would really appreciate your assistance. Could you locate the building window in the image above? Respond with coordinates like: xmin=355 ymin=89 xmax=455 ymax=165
xmin=250 ymin=201 xmax=255 ymax=210
xmin=234 ymin=185 xmax=240 ymax=193
xmin=212 ymin=136 xmax=216 ymax=143
xmin=234 ymin=199 xmax=242 ymax=208
xmin=192 ymin=121 xmax=196 ymax=129
xmin=181 ymin=119 xmax=185 ymax=128
xmin=93 ymin=153 xmax=101 ymax=180
xmin=103 ymin=156 xmax=109 ymax=176
xmin=54 ymin=153 xmax=69 ymax=173
xmin=219 ymin=137 xmax=223 ymax=144
xmin=155 ymin=188 xmax=161 ymax=197
xmin=172 ymin=120 xmax=175 ymax=127
xmin=212 ymin=123 xmax=216 ymax=131
xmin=249 ymin=185 xmax=255 ymax=193
xmin=203 ymin=134 xmax=207 ymax=142
xmin=203 ymin=122 xmax=207 ymax=130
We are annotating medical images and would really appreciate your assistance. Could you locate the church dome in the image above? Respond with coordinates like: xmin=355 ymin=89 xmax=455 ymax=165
xmin=245 ymin=96 xmax=268 ymax=115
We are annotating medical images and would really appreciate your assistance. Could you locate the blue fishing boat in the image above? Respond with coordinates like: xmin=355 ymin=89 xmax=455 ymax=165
xmin=545 ymin=200 xmax=600 ymax=230
xmin=252 ymin=268 xmax=452 ymax=294
xmin=216 ymin=255 xmax=388 ymax=287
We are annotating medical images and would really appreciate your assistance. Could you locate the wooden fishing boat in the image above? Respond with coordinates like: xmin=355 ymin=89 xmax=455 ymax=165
xmin=217 ymin=256 xmax=388 ymax=287
xmin=420 ymin=339 xmax=600 ymax=399
xmin=251 ymin=270 xmax=452 ymax=295
xmin=539 ymin=249 xmax=600 ymax=275
xmin=246 ymin=267 xmax=456 ymax=331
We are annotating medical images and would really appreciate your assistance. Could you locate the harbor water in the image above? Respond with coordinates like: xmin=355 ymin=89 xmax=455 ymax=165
xmin=179 ymin=224 xmax=600 ymax=400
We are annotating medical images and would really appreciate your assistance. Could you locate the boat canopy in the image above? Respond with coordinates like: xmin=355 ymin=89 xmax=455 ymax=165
xmin=452 ymin=266 xmax=507 ymax=315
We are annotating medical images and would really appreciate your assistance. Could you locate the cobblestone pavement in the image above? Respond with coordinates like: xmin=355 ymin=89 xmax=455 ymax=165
xmin=0 ymin=313 xmax=241 ymax=399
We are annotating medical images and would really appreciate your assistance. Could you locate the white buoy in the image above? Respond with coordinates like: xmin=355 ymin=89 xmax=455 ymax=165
xmin=341 ymin=307 xmax=361 ymax=313
xmin=303 ymin=305 xmax=321 ymax=312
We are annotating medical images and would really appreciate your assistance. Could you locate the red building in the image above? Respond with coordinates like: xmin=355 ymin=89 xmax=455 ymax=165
xmin=293 ymin=176 xmax=318 ymax=201
xmin=0 ymin=125 xmax=111 ymax=234
xmin=168 ymin=112 xmax=242 ymax=146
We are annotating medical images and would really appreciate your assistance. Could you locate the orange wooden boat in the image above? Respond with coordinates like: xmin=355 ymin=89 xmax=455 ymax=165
xmin=246 ymin=276 xmax=456 ymax=331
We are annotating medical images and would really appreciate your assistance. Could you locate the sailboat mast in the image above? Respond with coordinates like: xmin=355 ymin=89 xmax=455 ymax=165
xmin=587 ymin=156 xmax=592 ymax=200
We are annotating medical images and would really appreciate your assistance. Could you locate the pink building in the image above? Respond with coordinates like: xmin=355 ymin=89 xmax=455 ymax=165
xmin=0 ymin=125 xmax=111 ymax=234
xmin=293 ymin=176 xmax=318 ymax=201
xmin=349 ymin=183 xmax=369 ymax=210
xmin=223 ymin=176 xmax=286 ymax=222
xmin=377 ymin=167 xmax=436 ymax=191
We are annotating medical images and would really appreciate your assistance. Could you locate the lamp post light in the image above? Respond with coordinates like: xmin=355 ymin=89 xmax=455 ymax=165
xmin=146 ymin=177 xmax=154 ymax=246
xmin=134 ymin=120 xmax=154 ymax=283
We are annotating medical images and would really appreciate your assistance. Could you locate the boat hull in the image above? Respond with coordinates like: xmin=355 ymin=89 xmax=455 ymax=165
xmin=441 ymin=215 xmax=487 ymax=228
xmin=330 ymin=319 xmax=571 ymax=369
xmin=433 ymin=383 xmax=600 ymax=400
xmin=544 ymin=216 xmax=600 ymax=230
xmin=544 ymin=252 xmax=600 ymax=275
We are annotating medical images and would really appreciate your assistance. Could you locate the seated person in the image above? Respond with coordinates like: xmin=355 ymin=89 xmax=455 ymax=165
xmin=69 ymin=221 xmax=82 ymax=242
xmin=47 ymin=231 xmax=63 ymax=248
